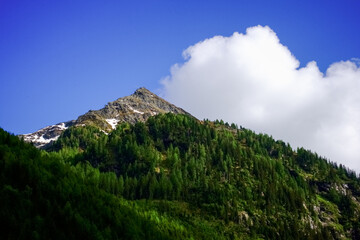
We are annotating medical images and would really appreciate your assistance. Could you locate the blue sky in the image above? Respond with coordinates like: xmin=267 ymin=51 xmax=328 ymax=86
xmin=2 ymin=0 xmax=360 ymax=172
xmin=1 ymin=0 xmax=359 ymax=136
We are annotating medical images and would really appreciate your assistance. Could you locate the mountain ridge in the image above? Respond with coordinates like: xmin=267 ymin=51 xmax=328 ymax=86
xmin=20 ymin=87 xmax=191 ymax=148
xmin=4 ymin=113 xmax=360 ymax=239
xmin=2 ymin=93 xmax=360 ymax=239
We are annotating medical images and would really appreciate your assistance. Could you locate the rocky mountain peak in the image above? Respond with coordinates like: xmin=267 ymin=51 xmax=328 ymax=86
xmin=20 ymin=87 xmax=192 ymax=148
xmin=76 ymin=87 xmax=190 ymax=128
xmin=133 ymin=87 xmax=153 ymax=96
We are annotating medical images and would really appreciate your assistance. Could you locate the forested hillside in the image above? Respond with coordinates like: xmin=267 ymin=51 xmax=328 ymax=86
xmin=1 ymin=113 xmax=360 ymax=239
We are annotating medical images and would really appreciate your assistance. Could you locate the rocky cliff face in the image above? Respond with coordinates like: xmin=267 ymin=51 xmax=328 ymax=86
xmin=20 ymin=87 xmax=191 ymax=148
xmin=21 ymin=121 xmax=75 ymax=148
xmin=76 ymin=87 xmax=190 ymax=129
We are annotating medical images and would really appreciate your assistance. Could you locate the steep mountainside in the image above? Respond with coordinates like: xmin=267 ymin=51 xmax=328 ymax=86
xmin=2 ymin=114 xmax=360 ymax=239
xmin=3 ymin=87 xmax=360 ymax=239
xmin=20 ymin=88 xmax=190 ymax=148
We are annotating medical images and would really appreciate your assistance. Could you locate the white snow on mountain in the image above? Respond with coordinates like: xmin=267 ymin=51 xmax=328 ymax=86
xmin=21 ymin=122 xmax=70 ymax=148
xmin=106 ymin=119 xmax=120 ymax=129
xmin=128 ymin=105 xmax=144 ymax=114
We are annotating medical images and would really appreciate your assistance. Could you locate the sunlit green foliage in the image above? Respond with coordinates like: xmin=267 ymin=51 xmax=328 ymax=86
xmin=1 ymin=113 xmax=360 ymax=239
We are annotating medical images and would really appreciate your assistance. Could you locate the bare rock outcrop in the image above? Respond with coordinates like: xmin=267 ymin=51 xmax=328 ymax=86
xmin=20 ymin=87 xmax=192 ymax=148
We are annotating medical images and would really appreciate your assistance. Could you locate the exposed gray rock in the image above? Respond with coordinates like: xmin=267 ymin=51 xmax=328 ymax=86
xmin=20 ymin=87 xmax=192 ymax=148
xmin=19 ymin=121 xmax=75 ymax=148
xmin=76 ymin=87 xmax=190 ymax=128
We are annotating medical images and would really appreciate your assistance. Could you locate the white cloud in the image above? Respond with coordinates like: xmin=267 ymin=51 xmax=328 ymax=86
xmin=162 ymin=25 xmax=360 ymax=173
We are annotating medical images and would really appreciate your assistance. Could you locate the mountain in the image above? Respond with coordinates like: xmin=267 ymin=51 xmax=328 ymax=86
xmin=2 ymin=87 xmax=360 ymax=239
xmin=20 ymin=87 xmax=190 ymax=148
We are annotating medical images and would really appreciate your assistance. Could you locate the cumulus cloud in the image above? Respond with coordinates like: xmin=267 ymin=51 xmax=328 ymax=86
xmin=162 ymin=25 xmax=360 ymax=173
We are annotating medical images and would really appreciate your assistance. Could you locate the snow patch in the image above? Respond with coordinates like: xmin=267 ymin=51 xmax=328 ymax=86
xmin=22 ymin=123 xmax=67 ymax=143
xmin=101 ymin=130 xmax=109 ymax=135
xmin=57 ymin=122 xmax=68 ymax=130
xmin=128 ymin=105 xmax=144 ymax=114
xmin=133 ymin=109 xmax=144 ymax=114
xmin=22 ymin=133 xmax=60 ymax=147
xmin=106 ymin=118 xmax=120 ymax=129
xmin=38 ymin=135 xmax=60 ymax=144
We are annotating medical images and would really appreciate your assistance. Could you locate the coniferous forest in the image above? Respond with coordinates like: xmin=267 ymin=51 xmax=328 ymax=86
xmin=1 ymin=113 xmax=360 ymax=239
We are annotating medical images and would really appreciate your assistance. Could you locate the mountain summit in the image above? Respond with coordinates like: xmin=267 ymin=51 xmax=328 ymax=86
xmin=4 ymin=88 xmax=360 ymax=239
xmin=21 ymin=87 xmax=191 ymax=148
